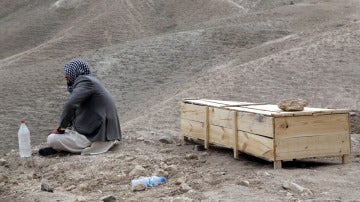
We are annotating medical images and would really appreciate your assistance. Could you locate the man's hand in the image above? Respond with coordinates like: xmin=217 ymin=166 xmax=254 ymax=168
xmin=49 ymin=126 xmax=65 ymax=135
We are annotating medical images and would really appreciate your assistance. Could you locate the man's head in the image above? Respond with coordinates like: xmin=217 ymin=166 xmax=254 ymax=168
xmin=64 ymin=59 xmax=91 ymax=93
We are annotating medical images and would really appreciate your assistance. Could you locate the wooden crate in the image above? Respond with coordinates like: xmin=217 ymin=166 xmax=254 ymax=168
xmin=181 ymin=99 xmax=351 ymax=169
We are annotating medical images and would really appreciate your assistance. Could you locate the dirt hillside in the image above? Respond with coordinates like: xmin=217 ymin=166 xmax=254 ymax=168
xmin=1 ymin=0 xmax=360 ymax=201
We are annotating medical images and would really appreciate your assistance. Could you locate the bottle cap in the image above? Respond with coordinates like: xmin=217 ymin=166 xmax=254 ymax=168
xmin=20 ymin=120 xmax=26 ymax=124
xmin=160 ymin=177 xmax=166 ymax=183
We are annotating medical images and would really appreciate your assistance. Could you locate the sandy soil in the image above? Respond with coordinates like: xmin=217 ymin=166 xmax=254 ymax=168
xmin=1 ymin=0 xmax=360 ymax=201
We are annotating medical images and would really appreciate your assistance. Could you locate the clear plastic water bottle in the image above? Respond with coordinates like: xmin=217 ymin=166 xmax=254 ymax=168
xmin=18 ymin=120 xmax=31 ymax=157
xmin=131 ymin=176 xmax=166 ymax=190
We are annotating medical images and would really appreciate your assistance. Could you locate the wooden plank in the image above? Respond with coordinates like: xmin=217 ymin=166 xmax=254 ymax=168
xmin=347 ymin=113 xmax=352 ymax=155
xmin=233 ymin=111 xmax=239 ymax=158
xmin=181 ymin=103 xmax=207 ymax=122
xmin=238 ymin=131 xmax=274 ymax=161
xmin=209 ymin=107 xmax=234 ymax=129
xmin=181 ymin=119 xmax=204 ymax=140
xmin=204 ymin=107 xmax=210 ymax=149
xmin=243 ymin=104 xmax=282 ymax=112
xmin=275 ymin=133 xmax=351 ymax=161
xmin=184 ymin=99 xmax=261 ymax=108
xmin=183 ymin=99 xmax=227 ymax=107
xmin=227 ymin=107 xmax=274 ymax=116
xmin=274 ymin=161 xmax=282 ymax=169
xmin=208 ymin=125 xmax=234 ymax=149
xmin=342 ymin=154 xmax=349 ymax=164
xmin=201 ymin=99 xmax=258 ymax=106
xmin=272 ymin=108 xmax=351 ymax=117
xmin=237 ymin=111 xmax=274 ymax=138
xmin=242 ymin=105 xmax=350 ymax=117
xmin=274 ymin=114 xmax=349 ymax=138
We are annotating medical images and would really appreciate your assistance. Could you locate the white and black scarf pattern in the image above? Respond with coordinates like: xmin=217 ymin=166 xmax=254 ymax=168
xmin=64 ymin=59 xmax=91 ymax=93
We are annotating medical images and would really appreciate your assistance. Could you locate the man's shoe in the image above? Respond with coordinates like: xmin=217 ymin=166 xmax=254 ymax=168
xmin=39 ymin=147 xmax=59 ymax=156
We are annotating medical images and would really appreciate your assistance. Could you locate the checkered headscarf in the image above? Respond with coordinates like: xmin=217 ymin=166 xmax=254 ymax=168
xmin=64 ymin=59 xmax=91 ymax=93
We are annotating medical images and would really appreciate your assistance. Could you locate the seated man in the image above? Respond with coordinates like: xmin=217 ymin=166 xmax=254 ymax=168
xmin=39 ymin=59 xmax=121 ymax=156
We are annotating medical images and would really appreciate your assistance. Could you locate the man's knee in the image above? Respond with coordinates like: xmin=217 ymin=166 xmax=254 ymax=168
xmin=47 ymin=134 xmax=61 ymax=148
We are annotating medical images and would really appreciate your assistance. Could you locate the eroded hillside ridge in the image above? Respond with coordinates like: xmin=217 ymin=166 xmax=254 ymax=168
xmin=0 ymin=0 xmax=359 ymax=153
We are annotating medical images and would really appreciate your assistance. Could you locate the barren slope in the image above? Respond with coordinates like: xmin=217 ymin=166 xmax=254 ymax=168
xmin=0 ymin=0 xmax=245 ymax=152
xmin=1 ymin=0 xmax=360 ymax=201
xmin=0 ymin=0 xmax=359 ymax=152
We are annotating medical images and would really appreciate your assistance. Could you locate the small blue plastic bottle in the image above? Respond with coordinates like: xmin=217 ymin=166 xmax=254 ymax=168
xmin=149 ymin=176 xmax=167 ymax=186
xmin=131 ymin=176 xmax=166 ymax=189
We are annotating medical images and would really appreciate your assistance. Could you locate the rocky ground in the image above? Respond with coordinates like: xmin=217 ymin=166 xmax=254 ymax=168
xmin=1 ymin=0 xmax=360 ymax=201
xmin=1 ymin=132 xmax=360 ymax=201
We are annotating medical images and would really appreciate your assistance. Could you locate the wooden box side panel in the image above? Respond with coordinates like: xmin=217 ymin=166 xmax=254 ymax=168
xmin=238 ymin=131 xmax=274 ymax=161
xmin=209 ymin=107 xmax=234 ymax=129
xmin=208 ymin=125 xmax=233 ymax=148
xmin=275 ymin=133 xmax=351 ymax=161
xmin=181 ymin=103 xmax=207 ymax=122
xmin=237 ymin=112 xmax=274 ymax=138
xmin=274 ymin=114 xmax=349 ymax=138
xmin=181 ymin=119 xmax=204 ymax=140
